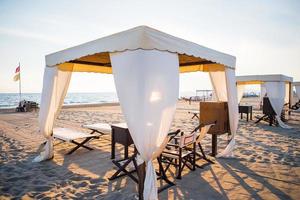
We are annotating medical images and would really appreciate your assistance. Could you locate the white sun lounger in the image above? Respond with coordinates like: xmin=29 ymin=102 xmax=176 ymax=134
xmin=82 ymin=123 xmax=113 ymax=135
xmin=53 ymin=128 xmax=100 ymax=155
xmin=188 ymin=110 xmax=200 ymax=119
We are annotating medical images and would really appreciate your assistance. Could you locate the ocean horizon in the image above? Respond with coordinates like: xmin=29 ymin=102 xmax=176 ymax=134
xmin=0 ymin=90 xmax=261 ymax=109
xmin=0 ymin=91 xmax=197 ymax=109
xmin=0 ymin=92 xmax=119 ymax=109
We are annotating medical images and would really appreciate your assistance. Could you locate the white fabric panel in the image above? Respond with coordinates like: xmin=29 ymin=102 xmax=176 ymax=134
xmin=295 ymin=85 xmax=300 ymax=99
xmin=46 ymin=26 xmax=235 ymax=68
xmin=260 ymin=84 xmax=267 ymax=108
xmin=219 ymin=68 xmax=239 ymax=157
xmin=209 ymin=71 xmax=227 ymax=101
xmin=236 ymin=74 xmax=293 ymax=83
xmin=260 ymin=84 xmax=267 ymax=99
xmin=237 ymin=84 xmax=245 ymax=103
xmin=33 ymin=66 xmax=72 ymax=162
xmin=265 ymin=82 xmax=292 ymax=129
xmin=284 ymin=83 xmax=290 ymax=104
xmin=209 ymin=69 xmax=239 ymax=158
xmin=110 ymin=49 xmax=179 ymax=200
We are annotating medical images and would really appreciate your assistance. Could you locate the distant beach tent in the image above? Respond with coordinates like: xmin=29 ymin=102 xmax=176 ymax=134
xmin=236 ymin=74 xmax=293 ymax=129
xmin=35 ymin=26 xmax=238 ymax=199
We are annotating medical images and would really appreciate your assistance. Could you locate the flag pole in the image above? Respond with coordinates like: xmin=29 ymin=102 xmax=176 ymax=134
xmin=19 ymin=62 xmax=22 ymax=102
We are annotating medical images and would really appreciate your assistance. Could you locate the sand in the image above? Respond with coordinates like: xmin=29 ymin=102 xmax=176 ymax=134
xmin=0 ymin=100 xmax=300 ymax=199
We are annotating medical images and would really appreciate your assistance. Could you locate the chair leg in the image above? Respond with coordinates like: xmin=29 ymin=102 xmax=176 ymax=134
xmin=157 ymin=157 xmax=175 ymax=193
xmin=68 ymin=138 xmax=94 ymax=155
xmin=177 ymin=150 xmax=182 ymax=179
xmin=192 ymin=143 xmax=196 ymax=170
xmin=109 ymin=153 xmax=138 ymax=183
xmin=198 ymin=143 xmax=214 ymax=164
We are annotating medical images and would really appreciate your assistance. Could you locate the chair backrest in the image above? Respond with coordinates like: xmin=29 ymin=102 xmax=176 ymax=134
xmin=152 ymin=129 xmax=181 ymax=159
xmin=196 ymin=123 xmax=215 ymax=143
xmin=179 ymin=132 xmax=196 ymax=148
xmin=190 ymin=124 xmax=201 ymax=134
xmin=167 ymin=129 xmax=181 ymax=142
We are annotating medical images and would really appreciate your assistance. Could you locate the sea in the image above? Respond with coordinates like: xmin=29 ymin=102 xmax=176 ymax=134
xmin=0 ymin=92 xmax=197 ymax=109
xmin=0 ymin=91 xmax=260 ymax=109
xmin=0 ymin=93 xmax=119 ymax=109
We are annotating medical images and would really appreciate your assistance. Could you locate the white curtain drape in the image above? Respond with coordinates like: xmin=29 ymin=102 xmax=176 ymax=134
xmin=209 ymin=68 xmax=239 ymax=158
xmin=209 ymin=71 xmax=227 ymax=101
xmin=237 ymin=84 xmax=245 ymax=103
xmin=295 ymin=85 xmax=300 ymax=100
xmin=260 ymin=83 xmax=267 ymax=99
xmin=33 ymin=66 xmax=72 ymax=162
xmin=260 ymin=83 xmax=267 ymax=108
xmin=264 ymin=82 xmax=291 ymax=129
xmin=284 ymin=83 xmax=290 ymax=104
xmin=110 ymin=49 xmax=179 ymax=200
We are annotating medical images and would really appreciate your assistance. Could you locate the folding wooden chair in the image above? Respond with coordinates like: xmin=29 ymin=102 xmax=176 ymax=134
xmin=161 ymin=131 xmax=197 ymax=179
xmin=109 ymin=151 xmax=139 ymax=183
xmin=194 ymin=123 xmax=215 ymax=167
xmin=109 ymin=130 xmax=181 ymax=192
xmin=188 ymin=110 xmax=200 ymax=119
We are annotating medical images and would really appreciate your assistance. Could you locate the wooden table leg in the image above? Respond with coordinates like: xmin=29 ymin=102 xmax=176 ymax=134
xmin=111 ymin=131 xmax=115 ymax=159
xmin=246 ymin=112 xmax=249 ymax=121
xmin=124 ymin=145 xmax=129 ymax=159
xmin=211 ymin=134 xmax=217 ymax=157
xmin=137 ymin=162 xmax=146 ymax=200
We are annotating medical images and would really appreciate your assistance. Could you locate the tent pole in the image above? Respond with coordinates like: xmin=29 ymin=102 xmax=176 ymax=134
xmin=137 ymin=162 xmax=146 ymax=200
xmin=288 ymin=82 xmax=292 ymax=115
xmin=19 ymin=62 xmax=22 ymax=102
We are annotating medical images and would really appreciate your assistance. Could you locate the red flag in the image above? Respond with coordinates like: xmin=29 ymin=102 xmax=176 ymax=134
xmin=15 ymin=66 xmax=20 ymax=73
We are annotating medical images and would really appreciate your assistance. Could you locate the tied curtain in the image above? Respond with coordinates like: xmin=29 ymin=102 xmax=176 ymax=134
xmin=264 ymin=82 xmax=291 ymax=129
xmin=260 ymin=83 xmax=267 ymax=108
xmin=284 ymin=83 xmax=290 ymax=104
xmin=295 ymin=85 xmax=300 ymax=100
xmin=237 ymin=84 xmax=245 ymax=103
xmin=110 ymin=49 xmax=179 ymax=200
xmin=33 ymin=67 xmax=72 ymax=162
xmin=209 ymin=69 xmax=239 ymax=157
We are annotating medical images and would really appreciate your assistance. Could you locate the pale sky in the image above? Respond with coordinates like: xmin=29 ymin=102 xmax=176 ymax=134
xmin=0 ymin=0 xmax=299 ymax=94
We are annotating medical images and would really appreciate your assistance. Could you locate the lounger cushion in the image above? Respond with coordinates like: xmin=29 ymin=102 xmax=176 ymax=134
xmin=188 ymin=111 xmax=200 ymax=114
xmin=82 ymin=123 xmax=112 ymax=134
xmin=53 ymin=128 xmax=99 ymax=142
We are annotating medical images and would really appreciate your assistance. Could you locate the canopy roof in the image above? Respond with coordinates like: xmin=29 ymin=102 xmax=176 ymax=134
xmin=293 ymin=82 xmax=300 ymax=86
xmin=46 ymin=26 xmax=236 ymax=73
xmin=236 ymin=74 xmax=293 ymax=85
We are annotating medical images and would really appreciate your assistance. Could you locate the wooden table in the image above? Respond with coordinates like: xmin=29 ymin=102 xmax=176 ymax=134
xmin=239 ymin=105 xmax=253 ymax=121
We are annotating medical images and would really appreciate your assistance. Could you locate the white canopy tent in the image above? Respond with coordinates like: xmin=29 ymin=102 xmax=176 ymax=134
xmin=34 ymin=26 xmax=238 ymax=200
xmin=293 ymin=82 xmax=300 ymax=101
xmin=236 ymin=74 xmax=293 ymax=129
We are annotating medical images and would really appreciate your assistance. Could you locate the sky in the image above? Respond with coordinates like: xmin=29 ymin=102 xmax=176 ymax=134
xmin=0 ymin=0 xmax=299 ymax=94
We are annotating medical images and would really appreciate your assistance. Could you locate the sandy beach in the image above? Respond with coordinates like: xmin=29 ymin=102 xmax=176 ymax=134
xmin=0 ymin=100 xmax=300 ymax=199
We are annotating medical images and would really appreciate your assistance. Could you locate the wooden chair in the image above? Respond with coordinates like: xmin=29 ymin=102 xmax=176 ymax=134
xmin=256 ymin=97 xmax=278 ymax=126
xmin=109 ymin=130 xmax=181 ymax=193
xmin=291 ymin=100 xmax=300 ymax=110
xmin=161 ymin=131 xmax=197 ymax=179
xmin=194 ymin=123 xmax=215 ymax=167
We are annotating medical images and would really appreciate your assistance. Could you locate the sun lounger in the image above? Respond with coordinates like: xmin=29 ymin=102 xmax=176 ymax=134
xmin=188 ymin=110 xmax=200 ymax=119
xmin=53 ymin=128 xmax=100 ymax=155
xmin=82 ymin=123 xmax=112 ymax=135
